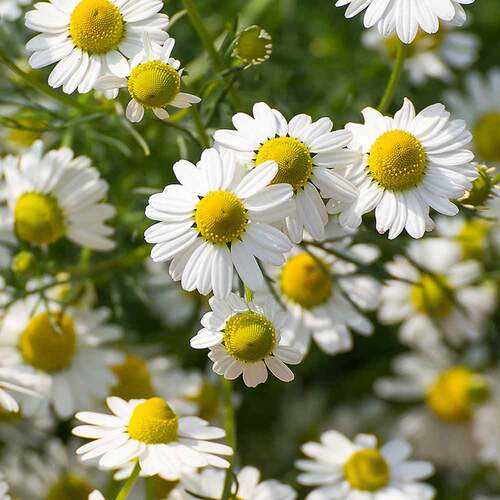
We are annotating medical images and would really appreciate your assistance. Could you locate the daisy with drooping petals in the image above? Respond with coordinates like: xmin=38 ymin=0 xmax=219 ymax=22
xmin=214 ymin=102 xmax=360 ymax=243
xmin=296 ymin=430 xmax=435 ymax=499
xmin=191 ymin=292 xmax=302 ymax=388
xmin=183 ymin=466 xmax=297 ymax=500
xmin=1 ymin=141 xmax=115 ymax=250
xmin=25 ymin=0 xmax=169 ymax=94
xmin=342 ymin=98 xmax=477 ymax=239
xmin=95 ymin=35 xmax=200 ymax=123
xmin=145 ymin=148 xmax=294 ymax=298
xmin=73 ymin=396 xmax=232 ymax=480
xmin=335 ymin=0 xmax=475 ymax=44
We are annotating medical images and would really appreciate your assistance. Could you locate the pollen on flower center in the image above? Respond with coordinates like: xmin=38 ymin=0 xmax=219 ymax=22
xmin=410 ymin=273 xmax=453 ymax=317
xmin=46 ymin=474 xmax=94 ymax=500
xmin=14 ymin=192 xmax=65 ymax=245
xmin=111 ymin=354 xmax=156 ymax=401
xmin=280 ymin=252 xmax=332 ymax=309
xmin=19 ymin=312 xmax=77 ymax=373
xmin=128 ymin=397 xmax=179 ymax=444
xmin=128 ymin=61 xmax=181 ymax=109
xmin=223 ymin=311 xmax=276 ymax=362
xmin=426 ymin=367 xmax=491 ymax=422
xmin=255 ymin=137 xmax=313 ymax=191
xmin=344 ymin=448 xmax=390 ymax=492
xmin=69 ymin=0 xmax=125 ymax=54
xmin=194 ymin=191 xmax=248 ymax=245
xmin=474 ymin=112 xmax=500 ymax=162
xmin=369 ymin=130 xmax=427 ymax=191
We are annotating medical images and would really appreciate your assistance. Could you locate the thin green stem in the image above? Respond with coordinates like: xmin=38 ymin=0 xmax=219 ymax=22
xmin=221 ymin=379 xmax=236 ymax=500
xmin=115 ymin=463 xmax=140 ymax=500
xmin=191 ymin=106 xmax=210 ymax=148
xmin=377 ymin=41 xmax=408 ymax=113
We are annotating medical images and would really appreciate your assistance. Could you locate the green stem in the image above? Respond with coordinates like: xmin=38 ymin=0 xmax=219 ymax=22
xmin=377 ymin=41 xmax=408 ymax=113
xmin=221 ymin=379 xmax=236 ymax=500
xmin=191 ymin=106 xmax=210 ymax=148
xmin=115 ymin=463 xmax=140 ymax=500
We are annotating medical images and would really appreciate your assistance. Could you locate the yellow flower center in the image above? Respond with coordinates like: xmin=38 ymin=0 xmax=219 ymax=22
xmin=344 ymin=448 xmax=390 ymax=492
xmin=14 ymin=192 xmax=65 ymax=246
xmin=194 ymin=191 xmax=248 ymax=245
xmin=474 ymin=112 xmax=500 ymax=162
xmin=456 ymin=219 xmax=492 ymax=260
xmin=46 ymin=475 xmax=94 ymax=500
xmin=128 ymin=61 xmax=181 ymax=109
xmin=234 ymin=25 xmax=272 ymax=65
xmin=426 ymin=367 xmax=490 ymax=422
xmin=410 ymin=273 xmax=453 ymax=317
xmin=19 ymin=313 xmax=77 ymax=373
xmin=255 ymin=137 xmax=313 ymax=191
xmin=111 ymin=354 xmax=156 ymax=401
xmin=69 ymin=0 xmax=125 ymax=54
xmin=189 ymin=381 xmax=220 ymax=421
xmin=223 ymin=311 xmax=276 ymax=362
xmin=369 ymin=130 xmax=427 ymax=191
xmin=128 ymin=397 xmax=179 ymax=444
xmin=280 ymin=252 xmax=332 ymax=309
xmin=7 ymin=118 xmax=47 ymax=147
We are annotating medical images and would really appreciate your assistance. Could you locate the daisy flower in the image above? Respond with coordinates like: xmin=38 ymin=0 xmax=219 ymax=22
xmin=343 ymin=98 xmax=477 ymax=239
xmin=0 ymin=0 xmax=29 ymax=21
xmin=144 ymin=148 xmax=294 ymax=298
xmin=183 ymin=466 xmax=297 ymax=500
xmin=190 ymin=292 xmax=302 ymax=388
xmin=233 ymin=25 xmax=273 ymax=66
xmin=25 ymin=0 xmax=169 ymax=94
xmin=335 ymin=0 xmax=475 ymax=44
xmin=296 ymin=430 xmax=435 ymax=499
xmin=95 ymin=35 xmax=200 ymax=123
xmin=0 ymin=365 xmax=43 ymax=416
xmin=363 ymin=27 xmax=479 ymax=85
xmin=0 ymin=298 xmax=122 ymax=418
xmin=73 ymin=396 xmax=232 ymax=479
xmin=379 ymin=238 xmax=496 ymax=351
xmin=445 ymin=68 xmax=500 ymax=163
xmin=1 ymin=141 xmax=115 ymax=251
xmin=214 ymin=102 xmax=360 ymax=243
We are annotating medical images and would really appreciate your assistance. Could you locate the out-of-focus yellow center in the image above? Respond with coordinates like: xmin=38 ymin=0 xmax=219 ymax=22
xmin=344 ymin=448 xmax=390 ymax=492
xmin=194 ymin=191 xmax=248 ymax=245
xmin=128 ymin=397 xmax=178 ymax=444
xmin=111 ymin=354 xmax=156 ymax=401
xmin=223 ymin=311 xmax=276 ymax=362
xmin=280 ymin=252 xmax=332 ymax=309
xmin=189 ymin=381 xmax=220 ymax=421
xmin=410 ymin=273 xmax=453 ymax=317
xmin=234 ymin=25 xmax=272 ymax=65
xmin=69 ymin=0 xmax=125 ymax=54
xmin=426 ymin=367 xmax=490 ymax=422
xmin=369 ymin=130 xmax=427 ymax=191
xmin=7 ymin=118 xmax=47 ymax=147
xmin=474 ymin=112 xmax=500 ymax=162
xmin=255 ymin=137 xmax=313 ymax=191
xmin=0 ymin=406 xmax=21 ymax=423
xmin=46 ymin=474 xmax=94 ymax=500
xmin=20 ymin=312 xmax=76 ymax=373
xmin=456 ymin=219 xmax=492 ymax=259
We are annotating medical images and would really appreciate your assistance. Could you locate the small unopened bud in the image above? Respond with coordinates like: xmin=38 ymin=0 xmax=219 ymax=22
xmin=461 ymin=165 xmax=495 ymax=207
xmin=233 ymin=25 xmax=272 ymax=66
xmin=11 ymin=251 xmax=36 ymax=275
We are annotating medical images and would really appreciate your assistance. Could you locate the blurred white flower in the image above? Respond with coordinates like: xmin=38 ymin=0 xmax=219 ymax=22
xmin=0 ymin=471 xmax=10 ymax=500
xmin=0 ymin=0 xmax=29 ymax=20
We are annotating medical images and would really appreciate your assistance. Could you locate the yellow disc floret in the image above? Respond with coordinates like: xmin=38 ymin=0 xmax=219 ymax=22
xmin=280 ymin=252 xmax=332 ymax=309
xmin=410 ymin=273 xmax=453 ymax=317
xmin=344 ymin=448 xmax=390 ymax=492
xmin=14 ymin=192 xmax=65 ymax=245
xmin=69 ymin=0 xmax=125 ymax=54
xmin=426 ymin=367 xmax=490 ymax=422
xmin=255 ymin=137 xmax=313 ymax=191
xmin=46 ymin=475 xmax=94 ymax=500
xmin=128 ymin=61 xmax=181 ymax=109
xmin=233 ymin=25 xmax=272 ymax=65
xmin=128 ymin=397 xmax=179 ymax=444
xmin=369 ymin=130 xmax=427 ymax=191
xmin=20 ymin=312 xmax=76 ymax=373
xmin=194 ymin=191 xmax=248 ymax=245
xmin=111 ymin=354 xmax=156 ymax=401
xmin=474 ymin=112 xmax=500 ymax=162
xmin=223 ymin=311 xmax=276 ymax=362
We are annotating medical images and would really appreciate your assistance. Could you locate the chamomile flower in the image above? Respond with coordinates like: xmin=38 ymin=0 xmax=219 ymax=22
xmin=0 ymin=298 xmax=122 ymax=418
xmin=335 ymin=0 xmax=475 ymax=43
xmin=0 ymin=0 xmax=29 ymax=21
xmin=25 ymin=0 xmax=169 ymax=94
xmin=183 ymin=466 xmax=297 ymax=500
xmin=73 ymin=396 xmax=232 ymax=479
xmin=1 ymin=141 xmax=115 ymax=251
xmin=379 ymin=238 xmax=496 ymax=351
xmin=445 ymin=69 xmax=500 ymax=163
xmin=296 ymin=430 xmax=435 ymax=499
xmin=343 ymin=98 xmax=477 ymax=239
xmin=191 ymin=293 xmax=302 ymax=388
xmin=0 ymin=366 xmax=43 ymax=416
xmin=233 ymin=25 xmax=273 ymax=66
xmin=95 ymin=35 xmax=200 ymax=123
xmin=214 ymin=102 xmax=360 ymax=243
xmin=145 ymin=148 xmax=294 ymax=298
